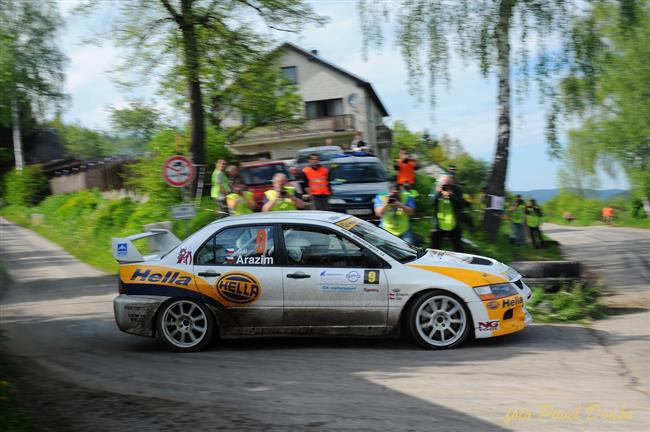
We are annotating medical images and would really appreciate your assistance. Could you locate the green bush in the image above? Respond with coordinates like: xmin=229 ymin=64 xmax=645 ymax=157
xmin=2 ymin=166 xmax=49 ymax=206
xmin=544 ymin=191 xmax=648 ymax=227
xmin=527 ymin=283 xmax=608 ymax=323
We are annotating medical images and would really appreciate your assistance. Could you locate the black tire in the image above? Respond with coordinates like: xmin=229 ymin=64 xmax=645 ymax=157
xmin=157 ymin=299 xmax=214 ymax=352
xmin=407 ymin=290 xmax=472 ymax=349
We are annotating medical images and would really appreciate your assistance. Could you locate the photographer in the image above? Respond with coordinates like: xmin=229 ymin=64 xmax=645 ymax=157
xmin=431 ymin=177 xmax=465 ymax=252
xmin=373 ymin=184 xmax=421 ymax=246
xmin=262 ymin=173 xmax=305 ymax=212
xmin=226 ymin=182 xmax=255 ymax=216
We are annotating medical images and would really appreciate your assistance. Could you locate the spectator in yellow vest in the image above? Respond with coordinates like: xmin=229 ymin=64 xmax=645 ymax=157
xmin=431 ymin=179 xmax=465 ymax=252
xmin=373 ymin=183 xmax=420 ymax=246
xmin=211 ymin=159 xmax=229 ymax=214
xmin=525 ymin=199 xmax=543 ymax=248
xmin=226 ymin=182 xmax=255 ymax=216
xmin=262 ymin=173 xmax=305 ymax=212
xmin=509 ymin=195 xmax=526 ymax=245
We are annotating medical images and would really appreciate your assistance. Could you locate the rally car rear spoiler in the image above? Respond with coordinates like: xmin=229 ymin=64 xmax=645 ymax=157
xmin=111 ymin=229 xmax=181 ymax=263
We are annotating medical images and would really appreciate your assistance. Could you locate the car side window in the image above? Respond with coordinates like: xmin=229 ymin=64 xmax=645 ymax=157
xmin=195 ymin=225 xmax=275 ymax=266
xmin=282 ymin=225 xmax=380 ymax=268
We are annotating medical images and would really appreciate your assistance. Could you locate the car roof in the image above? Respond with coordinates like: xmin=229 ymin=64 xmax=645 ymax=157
xmin=297 ymin=146 xmax=342 ymax=154
xmin=208 ymin=211 xmax=351 ymax=225
xmin=241 ymin=160 xmax=287 ymax=168
xmin=330 ymin=156 xmax=382 ymax=164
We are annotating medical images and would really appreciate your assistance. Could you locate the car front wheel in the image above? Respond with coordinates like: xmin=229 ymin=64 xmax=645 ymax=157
xmin=157 ymin=299 xmax=214 ymax=352
xmin=408 ymin=290 xmax=471 ymax=349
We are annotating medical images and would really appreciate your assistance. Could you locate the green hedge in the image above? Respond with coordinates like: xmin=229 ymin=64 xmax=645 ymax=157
xmin=2 ymin=166 xmax=49 ymax=206
xmin=0 ymin=191 xmax=220 ymax=273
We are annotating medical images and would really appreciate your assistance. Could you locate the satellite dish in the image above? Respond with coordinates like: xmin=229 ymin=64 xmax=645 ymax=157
xmin=347 ymin=93 xmax=359 ymax=107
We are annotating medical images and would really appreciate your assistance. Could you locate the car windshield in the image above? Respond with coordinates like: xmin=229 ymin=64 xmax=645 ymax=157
xmin=242 ymin=164 xmax=289 ymax=185
xmin=297 ymin=149 xmax=340 ymax=164
xmin=337 ymin=217 xmax=417 ymax=263
xmin=329 ymin=162 xmax=387 ymax=184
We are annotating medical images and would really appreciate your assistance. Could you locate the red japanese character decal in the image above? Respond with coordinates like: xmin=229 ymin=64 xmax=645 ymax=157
xmin=176 ymin=248 xmax=193 ymax=265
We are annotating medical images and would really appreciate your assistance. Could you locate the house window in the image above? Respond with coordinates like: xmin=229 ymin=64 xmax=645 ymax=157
xmin=305 ymin=99 xmax=343 ymax=119
xmin=281 ymin=66 xmax=297 ymax=84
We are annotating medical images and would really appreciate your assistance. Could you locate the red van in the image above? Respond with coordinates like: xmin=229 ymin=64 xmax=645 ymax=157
xmin=240 ymin=161 xmax=294 ymax=210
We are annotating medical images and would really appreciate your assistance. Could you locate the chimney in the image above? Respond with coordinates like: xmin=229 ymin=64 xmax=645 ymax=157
xmin=310 ymin=49 xmax=319 ymax=56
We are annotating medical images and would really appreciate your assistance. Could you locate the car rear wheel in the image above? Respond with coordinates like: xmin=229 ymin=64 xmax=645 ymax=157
xmin=157 ymin=299 xmax=214 ymax=352
xmin=408 ymin=290 xmax=471 ymax=349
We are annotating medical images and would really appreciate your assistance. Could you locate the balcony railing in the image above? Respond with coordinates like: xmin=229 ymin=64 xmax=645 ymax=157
xmin=239 ymin=114 xmax=356 ymax=143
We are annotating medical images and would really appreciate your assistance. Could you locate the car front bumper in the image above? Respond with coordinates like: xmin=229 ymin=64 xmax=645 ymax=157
xmin=114 ymin=294 xmax=169 ymax=337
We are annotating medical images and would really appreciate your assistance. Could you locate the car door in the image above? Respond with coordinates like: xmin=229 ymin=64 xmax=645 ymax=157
xmin=280 ymin=224 xmax=389 ymax=329
xmin=192 ymin=224 xmax=282 ymax=329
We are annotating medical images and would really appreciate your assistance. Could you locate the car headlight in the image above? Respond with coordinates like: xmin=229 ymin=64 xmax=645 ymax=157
xmin=328 ymin=198 xmax=346 ymax=204
xmin=474 ymin=283 xmax=519 ymax=301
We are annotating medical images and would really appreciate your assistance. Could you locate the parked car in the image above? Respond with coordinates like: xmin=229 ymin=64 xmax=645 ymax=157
xmin=295 ymin=145 xmax=343 ymax=171
xmin=327 ymin=155 xmax=390 ymax=219
xmin=240 ymin=160 xmax=293 ymax=210
xmin=111 ymin=212 xmax=533 ymax=352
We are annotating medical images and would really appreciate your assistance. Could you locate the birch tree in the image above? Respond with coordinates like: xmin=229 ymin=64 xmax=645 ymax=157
xmin=0 ymin=0 xmax=66 ymax=171
xmin=359 ymin=0 xmax=572 ymax=238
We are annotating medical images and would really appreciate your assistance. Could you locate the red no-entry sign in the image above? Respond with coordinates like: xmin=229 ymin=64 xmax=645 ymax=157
xmin=162 ymin=155 xmax=196 ymax=187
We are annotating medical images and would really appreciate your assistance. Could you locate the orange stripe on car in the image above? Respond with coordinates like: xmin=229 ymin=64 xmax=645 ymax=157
xmin=407 ymin=265 xmax=508 ymax=287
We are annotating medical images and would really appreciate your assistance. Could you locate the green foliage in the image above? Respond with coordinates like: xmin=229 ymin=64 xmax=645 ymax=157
xmin=0 ymin=324 xmax=40 ymax=432
xmin=544 ymin=191 xmax=649 ymax=228
xmin=205 ymin=126 xmax=233 ymax=166
xmin=0 ymin=190 xmax=221 ymax=272
xmin=551 ymin=0 xmax=650 ymax=204
xmin=527 ymin=284 xmax=608 ymax=323
xmin=0 ymin=0 xmax=65 ymax=126
xmin=126 ymin=129 xmax=184 ymax=204
xmin=108 ymin=100 xmax=162 ymax=155
xmin=450 ymin=153 xmax=490 ymax=197
xmin=2 ymin=166 xmax=49 ymax=206
xmin=49 ymin=117 xmax=119 ymax=159
xmin=79 ymin=0 xmax=326 ymax=163
xmin=390 ymin=120 xmax=421 ymax=159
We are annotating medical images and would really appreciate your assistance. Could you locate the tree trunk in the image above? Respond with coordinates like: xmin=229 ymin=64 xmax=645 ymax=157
xmin=482 ymin=0 xmax=514 ymax=240
xmin=180 ymin=0 xmax=205 ymax=165
xmin=11 ymin=96 xmax=24 ymax=171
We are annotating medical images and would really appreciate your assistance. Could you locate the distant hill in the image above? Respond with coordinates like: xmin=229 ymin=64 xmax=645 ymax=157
xmin=510 ymin=189 xmax=629 ymax=204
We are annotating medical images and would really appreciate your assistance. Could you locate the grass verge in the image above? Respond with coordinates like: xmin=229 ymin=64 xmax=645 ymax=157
xmin=526 ymin=283 xmax=608 ymax=323
xmin=0 ymin=191 xmax=221 ymax=274
xmin=0 ymin=264 xmax=40 ymax=432
xmin=411 ymin=217 xmax=564 ymax=263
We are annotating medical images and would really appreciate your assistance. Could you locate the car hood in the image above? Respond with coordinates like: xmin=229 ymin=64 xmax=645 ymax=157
xmin=406 ymin=249 xmax=521 ymax=287
xmin=331 ymin=181 xmax=390 ymax=197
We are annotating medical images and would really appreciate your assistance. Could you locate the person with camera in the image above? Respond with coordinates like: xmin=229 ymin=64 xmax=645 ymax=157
xmin=373 ymin=184 xmax=420 ymax=246
xmin=226 ymin=181 xmax=256 ymax=216
xmin=395 ymin=148 xmax=417 ymax=187
xmin=262 ymin=173 xmax=305 ymax=212
xmin=431 ymin=176 xmax=465 ymax=252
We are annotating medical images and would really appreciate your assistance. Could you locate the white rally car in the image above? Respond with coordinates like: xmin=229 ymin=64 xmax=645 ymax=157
xmin=112 ymin=211 xmax=532 ymax=352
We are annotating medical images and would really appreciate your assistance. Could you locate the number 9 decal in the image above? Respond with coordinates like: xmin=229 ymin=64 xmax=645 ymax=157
xmin=364 ymin=270 xmax=379 ymax=284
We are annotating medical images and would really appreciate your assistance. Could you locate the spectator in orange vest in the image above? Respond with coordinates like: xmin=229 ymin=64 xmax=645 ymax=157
xmin=301 ymin=153 xmax=331 ymax=211
xmin=395 ymin=148 xmax=417 ymax=186
xmin=602 ymin=207 xmax=614 ymax=224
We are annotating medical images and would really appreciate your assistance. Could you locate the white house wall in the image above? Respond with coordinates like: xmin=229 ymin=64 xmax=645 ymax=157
xmin=280 ymin=50 xmax=378 ymax=148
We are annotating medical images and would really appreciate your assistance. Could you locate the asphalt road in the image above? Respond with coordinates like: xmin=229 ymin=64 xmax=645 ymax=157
xmin=543 ymin=223 xmax=650 ymax=307
xmin=1 ymin=217 xmax=649 ymax=432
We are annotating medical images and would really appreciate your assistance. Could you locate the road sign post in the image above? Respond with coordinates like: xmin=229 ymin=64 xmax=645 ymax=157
xmin=162 ymin=155 xmax=196 ymax=188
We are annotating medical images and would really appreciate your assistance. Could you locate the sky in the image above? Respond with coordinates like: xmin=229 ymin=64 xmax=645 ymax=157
xmin=57 ymin=0 xmax=628 ymax=191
